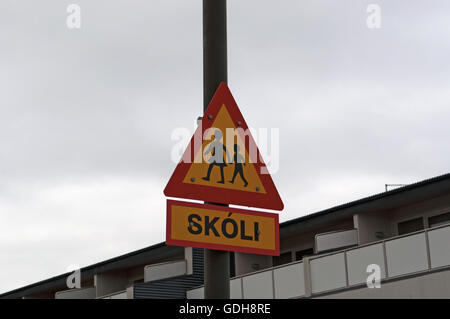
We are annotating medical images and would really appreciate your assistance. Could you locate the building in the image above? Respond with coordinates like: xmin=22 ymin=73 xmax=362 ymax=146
xmin=2 ymin=173 xmax=450 ymax=299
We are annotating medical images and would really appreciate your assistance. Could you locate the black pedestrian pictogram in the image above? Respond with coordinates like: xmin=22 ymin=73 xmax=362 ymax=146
xmin=202 ymin=130 xmax=230 ymax=184
xmin=229 ymin=144 xmax=248 ymax=187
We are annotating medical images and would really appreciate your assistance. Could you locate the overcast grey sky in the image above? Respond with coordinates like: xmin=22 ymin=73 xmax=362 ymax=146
xmin=1 ymin=0 xmax=449 ymax=293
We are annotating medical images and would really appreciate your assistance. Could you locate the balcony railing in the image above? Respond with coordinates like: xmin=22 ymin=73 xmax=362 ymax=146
xmin=187 ymin=223 xmax=450 ymax=299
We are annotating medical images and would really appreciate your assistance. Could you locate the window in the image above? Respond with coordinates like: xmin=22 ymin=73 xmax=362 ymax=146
xmin=273 ymin=252 xmax=292 ymax=267
xmin=428 ymin=212 xmax=450 ymax=228
xmin=295 ymin=248 xmax=314 ymax=261
xmin=398 ymin=217 xmax=424 ymax=235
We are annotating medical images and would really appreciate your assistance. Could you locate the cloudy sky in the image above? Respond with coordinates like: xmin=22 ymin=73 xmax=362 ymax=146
xmin=1 ymin=0 xmax=449 ymax=293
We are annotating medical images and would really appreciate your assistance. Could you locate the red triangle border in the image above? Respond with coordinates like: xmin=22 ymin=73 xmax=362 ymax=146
xmin=164 ymin=82 xmax=284 ymax=211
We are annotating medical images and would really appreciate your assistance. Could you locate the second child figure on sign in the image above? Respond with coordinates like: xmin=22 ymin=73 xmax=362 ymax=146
xmin=229 ymin=144 xmax=248 ymax=187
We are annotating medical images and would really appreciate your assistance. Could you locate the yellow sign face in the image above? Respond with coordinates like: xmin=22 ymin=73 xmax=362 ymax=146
xmin=166 ymin=200 xmax=280 ymax=256
xmin=184 ymin=105 xmax=266 ymax=194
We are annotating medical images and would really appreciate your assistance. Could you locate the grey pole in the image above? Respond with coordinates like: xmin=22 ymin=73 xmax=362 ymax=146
xmin=203 ymin=0 xmax=227 ymax=107
xmin=203 ymin=0 xmax=230 ymax=299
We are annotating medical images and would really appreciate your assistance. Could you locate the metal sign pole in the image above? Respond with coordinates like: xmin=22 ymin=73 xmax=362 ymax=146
xmin=203 ymin=0 xmax=230 ymax=299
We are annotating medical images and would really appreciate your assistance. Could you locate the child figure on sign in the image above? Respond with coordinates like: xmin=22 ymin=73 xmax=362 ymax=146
xmin=229 ymin=144 xmax=248 ymax=187
xmin=202 ymin=129 xmax=230 ymax=184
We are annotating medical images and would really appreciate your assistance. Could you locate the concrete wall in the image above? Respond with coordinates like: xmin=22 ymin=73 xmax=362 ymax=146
xmin=354 ymin=211 xmax=392 ymax=244
xmin=95 ymin=270 xmax=129 ymax=298
xmin=144 ymin=260 xmax=187 ymax=282
xmin=281 ymin=218 xmax=354 ymax=260
xmin=235 ymin=253 xmax=272 ymax=276
xmin=388 ymin=192 xmax=450 ymax=235
xmin=354 ymin=193 xmax=450 ymax=245
xmin=317 ymin=269 xmax=450 ymax=299
xmin=55 ymin=287 xmax=96 ymax=299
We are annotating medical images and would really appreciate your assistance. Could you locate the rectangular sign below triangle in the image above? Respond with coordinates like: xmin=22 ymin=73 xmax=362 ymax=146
xmin=164 ymin=82 xmax=284 ymax=211
xmin=166 ymin=200 xmax=280 ymax=256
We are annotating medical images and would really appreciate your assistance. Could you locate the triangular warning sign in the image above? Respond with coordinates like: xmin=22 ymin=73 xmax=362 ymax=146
xmin=164 ymin=82 xmax=283 ymax=211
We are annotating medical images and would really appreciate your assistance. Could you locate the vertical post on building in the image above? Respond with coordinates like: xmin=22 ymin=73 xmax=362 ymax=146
xmin=203 ymin=0 xmax=230 ymax=299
